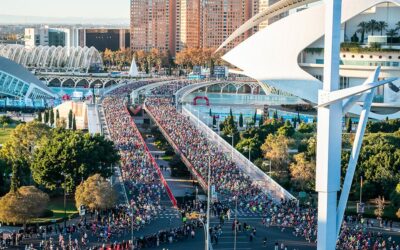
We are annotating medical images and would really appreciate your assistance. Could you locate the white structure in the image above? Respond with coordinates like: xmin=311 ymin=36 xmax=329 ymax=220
xmin=222 ymin=0 xmax=400 ymax=119
xmin=24 ymin=27 xmax=79 ymax=48
xmin=221 ymin=0 xmax=400 ymax=249
xmin=0 ymin=44 xmax=103 ymax=73
xmin=129 ymin=57 xmax=139 ymax=77
xmin=0 ymin=56 xmax=57 ymax=100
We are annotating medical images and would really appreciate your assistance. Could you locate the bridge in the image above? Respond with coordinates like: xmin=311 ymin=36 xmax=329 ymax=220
xmin=37 ymin=74 xmax=129 ymax=88
xmin=138 ymin=79 xmax=295 ymax=201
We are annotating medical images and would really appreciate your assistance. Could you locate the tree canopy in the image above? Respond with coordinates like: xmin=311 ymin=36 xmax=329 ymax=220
xmin=31 ymin=129 xmax=120 ymax=191
xmin=75 ymin=174 xmax=116 ymax=211
xmin=0 ymin=186 xmax=49 ymax=225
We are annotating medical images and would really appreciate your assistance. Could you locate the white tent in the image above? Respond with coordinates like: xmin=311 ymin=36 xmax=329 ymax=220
xmin=129 ymin=57 xmax=139 ymax=77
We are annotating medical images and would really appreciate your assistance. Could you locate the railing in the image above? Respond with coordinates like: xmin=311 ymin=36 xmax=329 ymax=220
xmin=143 ymin=104 xmax=208 ymax=191
xmin=182 ymin=107 xmax=295 ymax=202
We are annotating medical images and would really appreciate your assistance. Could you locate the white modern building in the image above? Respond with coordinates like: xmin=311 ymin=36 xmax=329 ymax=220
xmin=24 ymin=26 xmax=80 ymax=48
xmin=0 ymin=56 xmax=57 ymax=100
xmin=221 ymin=0 xmax=400 ymax=119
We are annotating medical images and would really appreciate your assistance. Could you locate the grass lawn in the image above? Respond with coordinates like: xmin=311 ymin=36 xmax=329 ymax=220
xmin=30 ymin=197 xmax=78 ymax=224
xmin=0 ymin=127 xmax=15 ymax=144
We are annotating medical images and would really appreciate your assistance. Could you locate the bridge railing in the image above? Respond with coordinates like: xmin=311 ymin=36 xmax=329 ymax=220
xmin=182 ymin=106 xmax=295 ymax=202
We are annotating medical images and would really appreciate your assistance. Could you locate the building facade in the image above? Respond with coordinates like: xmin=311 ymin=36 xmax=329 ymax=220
xmin=24 ymin=27 xmax=78 ymax=48
xmin=78 ymin=29 xmax=130 ymax=52
xmin=130 ymin=0 xmax=172 ymax=53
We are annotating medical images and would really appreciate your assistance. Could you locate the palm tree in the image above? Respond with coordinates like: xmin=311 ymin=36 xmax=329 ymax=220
xmin=386 ymin=29 xmax=398 ymax=44
xmin=357 ymin=21 xmax=368 ymax=43
xmin=367 ymin=19 xmax=379 ymax=36
xmin=377 ymin=21 xmax=388 ymax=36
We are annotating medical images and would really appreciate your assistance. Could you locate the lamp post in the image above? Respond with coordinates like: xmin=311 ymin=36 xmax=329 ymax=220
xmin=234 ymin=193 xmax=238 ymax=250
xmin=205 ymin=154 xmax=211 ymax=250
xmin=61 ymin=172 xmax=68 ymax=231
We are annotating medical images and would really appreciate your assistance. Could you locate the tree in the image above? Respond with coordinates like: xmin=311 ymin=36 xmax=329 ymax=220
xmin=68 ymin=110 xmax=73 ymax=129
xmin=277 ymin=120 xmax=295 ymax=137
xmin=390 ymin=183 xmax=400 ymax=208
xmin=259 ymin=114 xmax=264 ymax=127
xmin=386 ymin=29 xmax=398 ymax=43
xmin=397 ymin=21 xmax=400 ymax=31
xmin=377 ymin=21 xmax=388 ymax=35
xmin=2 ymin=122 xmax=8 ymax=131
xmin=235 ymin=136 xmax=262 ymax=161
xmin=239 ymin=113 xmax=243 ymax=127
xmin=253 ymin=110 xmax=257 ymax=125
xmin=346 ymin=117 xmax=352 ymax=133
xmin=37 ymin=112 xmax=42 ymax=122
xmin=31 ymin=129 xmax=120 ymax=191
xmin=367 ymin=19 xmax=378 ymax=36
xmin=289 ymin=153 xmax=316 ymax=191
xmin=56 ymin=110 xmax=60 ymax=121
xmin=75 ymin=174 xmax=116 ymax=211
xmin=350 ymin=32 xmax=359 ymax=43
xmin=49 ymin=109 xmax=54 ymax=127
xmin=298 ymin=122 xmax=315 ymax=134
xmin=1 ymin=122 xmax=51 ymax=189
xmin=72 ymin=115 xmax=77 ymax=131
xmin=374 ymin=196 xmax=385 ymax=226
xmin=209 ymin=109 xmax=212 ymax=117
xmin=357 ymin=21 xmax=368 ymax=43
xmin=44 ymin=110 xmax=49 ymax=124
xmin=261 ymin=134 xmax=290 ymax=169
xmin=213 ymin=116 xmax=217 ymax=127
xmin=0 ymin=186 xmax=49 ymax=225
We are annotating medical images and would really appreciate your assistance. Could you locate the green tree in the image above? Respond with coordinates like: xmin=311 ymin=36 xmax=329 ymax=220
xmin=253 ymin=110 xmax=257 ymax=125
xmin=298 ymin=122 xmax=315 ymax=134
xmin=72 ymin=115 xmax=77 ymax=131
xmin=259 ymin=114 xmax=264 ymax=127
xmin=278 ymin=120 xmax=295 ymax=137
xmin=390 ymin=183 xmax=400 ymax=208
xmin=367 ymin=19 xmax=379 ymax=36
xmin=2 ymin=122 xmax=8 ymax=131
xmin=37 ymin=112 xmax=42 ymax=122
xmin=235 ymin=136 xmax=261 ymax=161
xmin=386 ymin=29 xmax=398 ymax=43
xmin=68 ymin=110 xmax=73 ymax=129
xmin=49 ymin=109 xmax=54 ymax=127
xmin=75 ymin=174 xmax=116 ymax=211
xmin=261 ymin=134 xmax=290 ymax=170
xmin=357 ymin=21 xmax=368 ymax=43
xmin=0 ymin=186 xmax=49 ymax=226
xmin=221 ymin=115 xmax=239 ymax=146
xmin=212 ymin=116 xmax=217 ymax=127
xmin=1 ymin=122 xmax=51 ymax=189
xmin=44 ymin=110 xmax=49 ymax=124
xmin=346 ymin=117 xmax=353 ymax=133
xmin=209 ymin=109 xmax=212 ymax=116
xmin=239 ymin=113 xmax=243 ymax=127
xmin=377 ymin=21 xmax=388 ymax=36
xmin=31 ymin=129 xmax=120 ymax=191
xmin=289 ymin=153 xmax=316 ymax=191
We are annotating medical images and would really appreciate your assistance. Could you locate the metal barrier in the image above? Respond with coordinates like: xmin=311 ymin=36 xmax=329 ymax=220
xmin=182 ymin=107 xmax=295 ymax=201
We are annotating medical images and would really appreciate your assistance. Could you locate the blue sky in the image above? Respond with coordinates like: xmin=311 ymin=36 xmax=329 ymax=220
xmin=0 ymin=0 xmax=129 ymax=19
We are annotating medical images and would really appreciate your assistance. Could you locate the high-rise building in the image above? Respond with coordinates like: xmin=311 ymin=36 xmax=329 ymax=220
xmin=130 ymin=0 xmax=262 ymax=55
xmin=176 ymin=0 xmax=201 ymax=52
xmin=130 ymin=0 xmax=173 ymax=53
xmin=200 ymin=0 xmax=252 ymax=50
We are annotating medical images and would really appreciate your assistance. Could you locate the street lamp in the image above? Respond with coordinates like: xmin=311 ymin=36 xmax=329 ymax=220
xmin=61 ymin=172 xmax=68 ymax=231
xmin=205 ymin=153 xmax=211 ymax=250
xmin=233 ymin=192 xmax=238 ymax=250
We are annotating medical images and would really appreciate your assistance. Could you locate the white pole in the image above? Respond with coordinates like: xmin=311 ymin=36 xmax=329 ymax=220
xmin=316 ymin=0 xmax=342 ymax=249
xmin=234 ymin=196 xmax=237 ymax=250
xmin=206 ymin=154 xmax=211 ymax=250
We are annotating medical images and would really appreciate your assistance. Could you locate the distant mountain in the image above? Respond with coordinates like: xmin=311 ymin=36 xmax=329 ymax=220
xmin=0 ymin=15 xmax=129 ymax=26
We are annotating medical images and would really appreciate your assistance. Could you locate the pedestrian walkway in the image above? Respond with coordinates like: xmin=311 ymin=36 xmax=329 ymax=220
xmin=87 ymin=104 xmax=102 ymax=135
